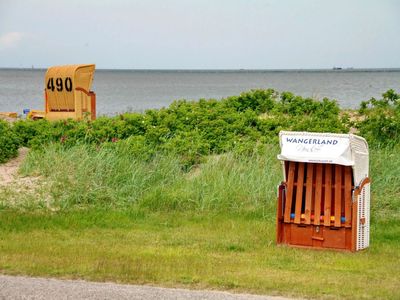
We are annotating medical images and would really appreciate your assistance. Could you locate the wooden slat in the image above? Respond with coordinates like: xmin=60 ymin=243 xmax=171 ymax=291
xmin=344 ymin=166 xmax=352 ymax=227
xmin=284 ymin=162 xmax=296 ymax=223
xmin=304 ymin=163 xmax=314 ymax=224
xmin=276 ymin=184 xmax=284 ymax=244
xmin=294 ymin=162 xmax=305 ymax=224
xmin=314 ymin=164 xmax=323 ymax=225
xmin=334 ymin=165 xmax=342 ymax=227
xmin=324 ymin=164 xmax=332 ymax=226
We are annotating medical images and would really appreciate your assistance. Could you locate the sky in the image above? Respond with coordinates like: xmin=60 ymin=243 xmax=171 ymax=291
xmin=0 ymin=0 xmax=399 ymax=69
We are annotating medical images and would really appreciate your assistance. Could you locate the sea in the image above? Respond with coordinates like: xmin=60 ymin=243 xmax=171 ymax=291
xmin=0 ymin=69 xmax=399 ymax=116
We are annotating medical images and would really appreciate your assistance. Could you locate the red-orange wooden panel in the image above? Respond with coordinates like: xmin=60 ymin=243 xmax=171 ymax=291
xmin=294 ymin=162 xmax=305 ymax=224
xmin=314 ymin=164 xmax=323 ymax=225
xmin=334 ymin=165 xmax=342 ymax=227
xmin=324 ymin=164 xmax=332 ymax=226
xmin=284 ymin=162 xmax=296 ymax=223
xmin=304 ymin=163 xmax=314 ymax=224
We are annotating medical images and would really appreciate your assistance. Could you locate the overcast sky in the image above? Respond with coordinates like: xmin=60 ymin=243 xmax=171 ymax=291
xmin=0 ymin=0 xmax=399 ymax=69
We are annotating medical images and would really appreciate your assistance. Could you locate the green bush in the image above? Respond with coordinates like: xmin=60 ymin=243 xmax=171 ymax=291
xmin=12 ymin=119 xmax=57 ymax=149
xmin=4 ymin=88 xmax=369 ymax=165
xmin=6 ymin=88 xmax=400 ymax=165
xmin=0 ymin=120 xmax=20 ymax=163
xmin=357 ymin=89 xmax=400 ymax=146
xmin=223 ymin=89 xmax=277 ymax=113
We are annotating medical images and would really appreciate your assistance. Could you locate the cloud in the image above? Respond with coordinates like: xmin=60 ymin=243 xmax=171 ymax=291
xmin=0 ymin=32 xmax=24 ymax=50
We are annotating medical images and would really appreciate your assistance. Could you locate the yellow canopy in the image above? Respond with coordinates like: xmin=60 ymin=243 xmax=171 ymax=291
xmin=45 ymin=64 xmax=95 ymax=112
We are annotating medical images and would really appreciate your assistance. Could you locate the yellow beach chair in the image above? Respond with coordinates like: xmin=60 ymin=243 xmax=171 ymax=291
xmin=43 ymin=64 xmax=96 ymax=121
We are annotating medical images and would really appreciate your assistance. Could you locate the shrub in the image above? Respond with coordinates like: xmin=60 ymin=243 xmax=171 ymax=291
xmin=4 ymin=89 xmax=352 ymax=165
xmin=357 ymin=89 xmax=400 ymax=146
xmin=0 ymin=120 xmax=20 ymax=163
xmin=12 ymin=119 xmax=62 ymax=149
xmin=223 ymin=89 xmax=277 ymax=113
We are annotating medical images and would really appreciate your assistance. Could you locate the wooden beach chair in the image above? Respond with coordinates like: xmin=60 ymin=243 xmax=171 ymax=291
xmin=43 ymin=64 xmax=96 ymax=121
xmin=276 ymin=131 xmax=370 ymax=251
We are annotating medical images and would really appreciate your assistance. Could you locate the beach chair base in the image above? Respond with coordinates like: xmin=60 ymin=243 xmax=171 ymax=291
xmin=277 ymin=223 xmax=353 ymax=251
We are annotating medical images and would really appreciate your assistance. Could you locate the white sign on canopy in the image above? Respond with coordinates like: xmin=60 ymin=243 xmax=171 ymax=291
xmin=277 ymin=131 xmax=353 ymax=166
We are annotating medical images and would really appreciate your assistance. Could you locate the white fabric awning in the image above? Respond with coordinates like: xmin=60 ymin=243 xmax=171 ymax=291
xmin=277 ymin=131 xmax=357 ymax=166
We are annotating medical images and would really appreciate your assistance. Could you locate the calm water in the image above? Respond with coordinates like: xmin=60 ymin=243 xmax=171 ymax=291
xmin=0 ymin=69 xmax=399 ymax=115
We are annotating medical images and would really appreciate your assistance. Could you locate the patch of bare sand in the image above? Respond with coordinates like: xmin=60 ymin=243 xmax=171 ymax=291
xmin=186 ymin=165 xmax=201 ymax=180
xmin=0 ymin=148 xmax=29 ymax=185
xmin=0 ymin=149 xmax=55 ymax=209
xmin=0 ymin=114 xmax=18 ymax=123
xmin=185 ymin=154 xmax=227 ymax=180
xmin=0 ymin=147 xmax=41 ymax=193
xmin=340 ymin=109 xmax=365 ymax=134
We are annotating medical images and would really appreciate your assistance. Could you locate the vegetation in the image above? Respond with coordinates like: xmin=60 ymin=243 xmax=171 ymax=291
xmin=0 ymin=120 xmax=20 ymax=163
xmin=11 ymin=144 xmax=277 ymax=212
xmin=8 ymin=89 xmax=349 ymax=168
xmin=4 ymin=88 xmax=399 ymax=166
xmin=357 ymin=89 xmax=400 ymax=146
xmin=0 ymin=210 xmax=398 ymax=300
xmin=1 ymin=89 xmax=400 ymax=299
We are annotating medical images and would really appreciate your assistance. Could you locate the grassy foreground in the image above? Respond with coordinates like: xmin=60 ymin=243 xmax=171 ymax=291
xmin=0 ymin=211 xmax=399 ymax=299
xmin=1 ymin=144 xmax=400 ymax=299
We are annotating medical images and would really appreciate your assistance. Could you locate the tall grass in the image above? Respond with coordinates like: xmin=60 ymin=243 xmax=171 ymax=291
xmin=2 ymin=142 xmax=397 ymax=220
xmin=369 ymin=145 xmax=400 ymax=219
xmin=18 ymin=144 xmax=182 ymax=209
xmin=13 ymin=142 xmax=281 ymax=214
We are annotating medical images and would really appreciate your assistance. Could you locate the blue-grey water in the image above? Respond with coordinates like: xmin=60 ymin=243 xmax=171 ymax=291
xmin=0 ymin=69 xmax=399 ymax=115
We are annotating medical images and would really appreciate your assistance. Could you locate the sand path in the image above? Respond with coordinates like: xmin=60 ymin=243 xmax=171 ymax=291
xmin=0 ymin=147 xmax=29 ymax=186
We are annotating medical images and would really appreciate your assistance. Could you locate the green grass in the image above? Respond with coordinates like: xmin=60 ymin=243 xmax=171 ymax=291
xmin=0 ymin=143 xmax=399 ymax=299
xmin=2 ymin=142 xmax=281 ymax=213
xmin=0 ymin=210 xmax=399 ymax=299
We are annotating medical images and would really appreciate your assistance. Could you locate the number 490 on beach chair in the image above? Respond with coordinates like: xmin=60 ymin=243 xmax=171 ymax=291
xmin=44 ymin=64 xmax=96 ymax=121
xmin=276 ymin=131 xmax=370 ymax=251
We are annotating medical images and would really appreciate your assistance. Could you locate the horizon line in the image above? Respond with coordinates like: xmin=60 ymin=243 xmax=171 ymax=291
xmin=0 ymin=67 xmax=400 ymax=72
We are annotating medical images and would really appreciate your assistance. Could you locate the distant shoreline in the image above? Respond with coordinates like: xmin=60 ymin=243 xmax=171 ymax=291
xmin=1 ymin=67 xmax=400 ymax=73
xmin=1 ymin=68 xmax=398 ymax=113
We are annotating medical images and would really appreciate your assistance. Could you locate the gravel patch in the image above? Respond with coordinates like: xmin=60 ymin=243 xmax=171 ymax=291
xmin=0 ymin=275 xmax=295 ymax=300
